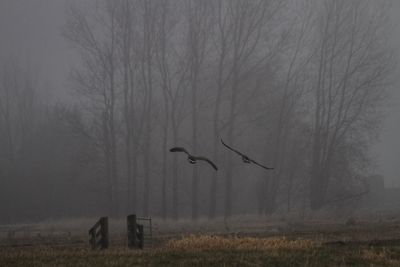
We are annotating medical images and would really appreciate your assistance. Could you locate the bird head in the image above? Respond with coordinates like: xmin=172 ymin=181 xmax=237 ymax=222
xmin=188 ymin=156 xmax=196 ymax=164
xmin=242 ymin=156 xmax=251 ymax=163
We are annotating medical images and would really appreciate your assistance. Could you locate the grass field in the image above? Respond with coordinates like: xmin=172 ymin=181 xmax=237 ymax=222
xmin=2 ymin=216 xmax=400 ymax=266
xmin=1 ymin=236 xmax=400 ymax=266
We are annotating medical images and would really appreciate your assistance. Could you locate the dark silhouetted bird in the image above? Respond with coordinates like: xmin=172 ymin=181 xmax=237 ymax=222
xmin=221 ymin=139 xmax=274 ymax=170
xmin=169 ymin=147 xmax=218 ymax=171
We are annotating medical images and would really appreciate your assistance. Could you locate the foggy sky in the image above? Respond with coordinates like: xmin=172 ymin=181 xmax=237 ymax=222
xmin=0 ymin=0 xmax=399 ymax=186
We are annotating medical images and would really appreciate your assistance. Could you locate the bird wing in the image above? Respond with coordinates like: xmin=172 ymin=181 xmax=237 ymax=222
xmin=221 ymin=139 xmax=272 ymax=170
xmin=220 ymin=139 xmax=246 ymax=157
xmin=249 ymin=158 xmax=274 ymax=170
xmin=194 ymin=156 xmax=218 ymax=171
xmin=169 ymin=147 xmax=190 ymax=155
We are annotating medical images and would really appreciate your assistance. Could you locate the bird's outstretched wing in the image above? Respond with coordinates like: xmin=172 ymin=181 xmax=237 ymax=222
xmin=249 ymin=159 xmax=274 ymax=170
xmin=194 ymin=156 xmax=218 ymax=171
xmin=169 ymin=147 xmax=190 ymax=155
xmin=220 ymin=139 xmax=246 ymax=157
xmin=221 ymin=139 xmax=273 ymax=170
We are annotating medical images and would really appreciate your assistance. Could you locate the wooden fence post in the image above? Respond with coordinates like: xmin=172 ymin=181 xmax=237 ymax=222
xmin=127 ymin=214 xmax=137 ymax=248
xmin=99 ymin=217 xmax=109 ymax=249
xmin=89 ymin=217 xmax=109 ymax=250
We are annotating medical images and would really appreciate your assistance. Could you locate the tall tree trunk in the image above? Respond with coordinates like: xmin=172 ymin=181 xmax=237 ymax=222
xmin=190 ymin=56 xmax=199 ymax=221
xmin=161 ymin=120 xmax=168 ymax=219
xmin=171 ymin=122 xmax=179 ymax=220
xmin=122 ymin=0 xmax=134 ymax=214
xmin=109 ymin=6 xmax=118 ymax=217
xmin=141 ymin=1 xmax=155 ymax=217
xmin=209 ymin=11 xmax=226 ymax=218
xmin=224 ymin=67 xmax=239 ymax=219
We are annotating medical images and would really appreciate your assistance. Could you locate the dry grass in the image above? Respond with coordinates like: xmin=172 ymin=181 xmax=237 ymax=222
xmin=360 ymin=247 xmax=400 ymax=266
xmin=361 ymin=247 xmax=390 ymax=261
xmin=165 ymin=235 xmax=316 ymax=251
xmin=2 ymin=218 xmax=400 ymax=266
xmin=1 ymin=236 xmax=400 ymax=266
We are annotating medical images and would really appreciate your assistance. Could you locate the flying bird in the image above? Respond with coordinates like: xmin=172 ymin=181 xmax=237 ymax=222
xmin=169 ymin=147 xmax=218 ymax=171
xmin=221 ymin=139 xmax=274 ymax=170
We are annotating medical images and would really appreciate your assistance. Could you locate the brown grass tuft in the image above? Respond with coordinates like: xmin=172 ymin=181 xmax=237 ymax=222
xmin=361 ymin=248 xmax=388 ymax=261
xmin=164 ymin=235 xmax=315 ymax=251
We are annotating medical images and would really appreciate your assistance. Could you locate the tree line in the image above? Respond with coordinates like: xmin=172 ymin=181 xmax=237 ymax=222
xmin=0 ymin=0 xmax=393 ymax=223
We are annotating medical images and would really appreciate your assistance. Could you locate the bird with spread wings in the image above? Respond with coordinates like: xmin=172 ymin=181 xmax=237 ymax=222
xmin=221 ymin=139 xmax=273 ymax=170
xmin=169 ymin=147 xmax=218 ymax=171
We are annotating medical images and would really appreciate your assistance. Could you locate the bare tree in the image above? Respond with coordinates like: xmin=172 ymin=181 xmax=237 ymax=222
xmin=309 ymin=0 xmax=392 ymax=209
xmin=183 ymin=0 xmax=213 ymax=220
xmin=218 ymin=0 xmax=285 ymax=218
xmin=154 ymin=0 xmax=188 ymax=220
xmin=64 ymin=0 xmax=120 ymax=215
xmin=115 ymin=0 xmax=143 ymax=214
xmin=0 ymin=60 xmax=38 ymax=178
xmin=263 ymin=1 xmax=313 ymax=214
xmin=155 ymin=0 xmax=170 ymax=220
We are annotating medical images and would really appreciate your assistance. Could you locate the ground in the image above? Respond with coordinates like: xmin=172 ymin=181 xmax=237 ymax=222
xmin=1 ymin=215 xmax=400 ymax=266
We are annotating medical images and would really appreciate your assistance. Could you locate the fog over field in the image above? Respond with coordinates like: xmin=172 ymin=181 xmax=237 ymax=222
xmin=0 ymin=0 xmax=399 ymax=223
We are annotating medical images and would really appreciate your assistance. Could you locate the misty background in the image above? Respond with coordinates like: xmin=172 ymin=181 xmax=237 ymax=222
xmin=0 ymin=0 xmax=399 ymax=223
